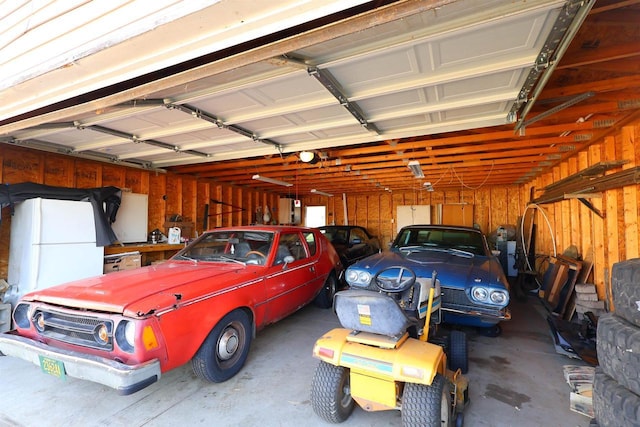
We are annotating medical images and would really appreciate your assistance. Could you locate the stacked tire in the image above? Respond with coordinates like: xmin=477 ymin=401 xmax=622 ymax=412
xmin=594 ymin=258 xmax=640 ymax=427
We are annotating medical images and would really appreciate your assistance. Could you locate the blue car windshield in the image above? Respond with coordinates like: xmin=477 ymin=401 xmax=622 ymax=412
xmin=394 ymin=228 xmax=486 ymax=256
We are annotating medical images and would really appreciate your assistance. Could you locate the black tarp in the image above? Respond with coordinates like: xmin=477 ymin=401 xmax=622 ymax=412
xmin=0 ymin=182 xmax=122 ymax=246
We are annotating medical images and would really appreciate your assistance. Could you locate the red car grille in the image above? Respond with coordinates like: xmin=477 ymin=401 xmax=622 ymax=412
xmin=33 ymin=309 xmax=114 ymax=351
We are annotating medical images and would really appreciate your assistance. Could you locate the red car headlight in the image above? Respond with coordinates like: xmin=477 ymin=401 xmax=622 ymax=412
xmin=115 ymin=320 xmax=136 ymax=353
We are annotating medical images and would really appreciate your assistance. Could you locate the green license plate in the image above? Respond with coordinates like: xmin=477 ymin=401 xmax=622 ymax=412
xmin=39 ymin=355 xmax=66 ymax=380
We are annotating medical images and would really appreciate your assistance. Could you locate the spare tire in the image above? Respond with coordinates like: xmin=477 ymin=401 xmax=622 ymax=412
xmin=611 ymin=258 xmax=640 ymax=327
xmin=593 ymin=368 xmax=640 ymax=427
xmin=596 ymin=313 xmax=640 ymax=396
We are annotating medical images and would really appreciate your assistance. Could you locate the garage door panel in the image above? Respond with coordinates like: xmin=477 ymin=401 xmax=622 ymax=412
xmin=439 ymin=71 xmax=524 ymax=100
xmin=436 ymin=10 xmax=560 ymax=67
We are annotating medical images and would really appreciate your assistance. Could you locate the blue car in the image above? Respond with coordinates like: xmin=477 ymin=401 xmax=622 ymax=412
xmin=344 ymin=224 xmax=510 ymax=334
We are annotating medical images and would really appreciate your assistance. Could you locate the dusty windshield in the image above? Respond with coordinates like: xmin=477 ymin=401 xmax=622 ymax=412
xmin=174 ymin=230 xmax=274 ymax=265
xmin=393 ymin=228 xmax=485 ymax=256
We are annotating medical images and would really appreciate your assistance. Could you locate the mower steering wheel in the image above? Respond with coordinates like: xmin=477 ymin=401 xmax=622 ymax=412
xmin=373 ymin=266 xmax=416 ymax=293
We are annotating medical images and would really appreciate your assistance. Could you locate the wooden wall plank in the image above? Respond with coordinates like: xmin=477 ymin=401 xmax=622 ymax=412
xmin=165 ymin=175 xmax=182 ymax=221
xmin=391 ymin=192 xmax=405 ymax=234
xmin=197 ymin=181 xmax=210 ymax=233
xmin=213 ymin=185 xmax=223 ymax=228
xmin=559 ymin=162 xmax=571 ymax=253
xmin=330 ymin=195 xmax=341 ymax=225
xmin=567 ymin=157 xmax=580 ymax=253
xmin=475 ymin=187 xmax=490 ymax=234
xmin=461 ymin=190 xmax=475 ymax=215
xmin=367 ymin=194 xmax=380 ymax=235
xmin=551 ymin=166 xmax=562 ymax=255
xmin=622 ymin=126 xmax=639 ymax=259
xmin=604 ymin=136 xmax=620 ymax=305
xmin=444 ymin=191 xmax=459 ymax=204
xmin=148 ymin=173 xmax=166 ymax=233
xmin=355 ymin=195 xmax=367 ymax=227
xmin=124 ymin=169 xmax=148 ymax=194
xmin=75 ymin=160 xmax=101 ymax=188
xmin=245 ymin=190 xmax=254 ymax=225
xmin=3 ymin=148 xmax=42 ymax=184
xmin=577 ymin=151 xmax=592 ymax=267
xmin=44 ymin=156 xmax=74 ymax=187
xmin=346 ymin=195 xmax=356 ymax=225
xmin=589 ymin=142 xmax=606 ymax=300
xmin=379 ymin=193 xmax=393 ymax=246
xmin=506 ymin=185 xmax=521 ymax=226
xmin=430 ymin=190 xmax=444 ymax=206
xmin=182 ymin=177 xmax=197 ymax=234
xmin=222 ymin=186 xmax=232 ymax=227
xmin=490 ymin=187 xmax=507 ymax=231
xmin=102 ymin=165 xmax=125 ymax=188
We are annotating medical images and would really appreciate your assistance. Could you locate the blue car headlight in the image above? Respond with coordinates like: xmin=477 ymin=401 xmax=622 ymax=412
xmin=490 ymin=291 xmax=508 ymax=305
xmin=345 ymin=269 xmax=372 ymax=287
xmin=471 ymin=286 xmax=509 ymax=307
xmin=471 ymin=287 xmax=488 ymax=301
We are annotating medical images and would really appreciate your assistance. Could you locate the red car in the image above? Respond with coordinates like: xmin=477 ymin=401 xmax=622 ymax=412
xmin=0 ymin=226 xmax=342 ymax=395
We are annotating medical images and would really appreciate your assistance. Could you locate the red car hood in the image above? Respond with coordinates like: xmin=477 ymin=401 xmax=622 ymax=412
xmin=22 ymin=261 xmax=260 ymax=317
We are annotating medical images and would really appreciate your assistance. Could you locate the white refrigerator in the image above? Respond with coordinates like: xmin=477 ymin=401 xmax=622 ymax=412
xmin=5 ymin=198 xmax=105 ymax=307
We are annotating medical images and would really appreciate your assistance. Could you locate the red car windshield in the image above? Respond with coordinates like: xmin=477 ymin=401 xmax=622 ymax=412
xmin=174 ymin=230 xmax=275 ymax=264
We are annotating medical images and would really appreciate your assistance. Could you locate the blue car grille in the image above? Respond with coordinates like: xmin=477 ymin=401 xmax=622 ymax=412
xmin=33 ymin=308 xmax=113 ymax=351
xmin=440 ymin=287 xmax=504 ymax=316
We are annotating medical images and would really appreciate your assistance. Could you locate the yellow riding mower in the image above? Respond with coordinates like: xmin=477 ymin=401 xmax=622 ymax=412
xmin=311 ymin=267 xmax=469 ymax=426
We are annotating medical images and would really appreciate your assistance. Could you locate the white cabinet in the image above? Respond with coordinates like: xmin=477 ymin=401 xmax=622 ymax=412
xmin=278 ymin=198 xmax=301 ymax=225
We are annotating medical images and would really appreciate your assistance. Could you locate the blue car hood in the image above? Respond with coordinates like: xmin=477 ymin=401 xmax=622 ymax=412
xmin=352 ymin=249 xmax=508 ymax=290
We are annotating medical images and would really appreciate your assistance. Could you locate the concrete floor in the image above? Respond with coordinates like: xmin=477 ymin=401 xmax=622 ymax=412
xmin=0 ymin=296 xmax=592 ymax=427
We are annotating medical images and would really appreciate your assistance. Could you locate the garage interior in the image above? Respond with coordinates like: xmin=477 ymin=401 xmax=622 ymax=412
xmin=1 ymin=0 xmax=639 ymax=425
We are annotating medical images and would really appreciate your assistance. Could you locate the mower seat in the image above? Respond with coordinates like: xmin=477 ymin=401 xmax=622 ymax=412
xmin=334 ymin=289 xmax=412 ymax=338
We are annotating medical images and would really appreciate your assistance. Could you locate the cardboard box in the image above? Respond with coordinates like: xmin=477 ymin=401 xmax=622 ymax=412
xmin=104 ymin=252 xmax=142 ymax=273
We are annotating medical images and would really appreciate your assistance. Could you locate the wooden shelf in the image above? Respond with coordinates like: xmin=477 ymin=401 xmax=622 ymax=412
xmin=105 ymin=243 xmax=185 ymax=265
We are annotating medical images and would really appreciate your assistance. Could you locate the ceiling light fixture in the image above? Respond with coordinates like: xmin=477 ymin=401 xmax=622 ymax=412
xmin=408 ymin=160 xmax=424 ymax=178
xmin=252 ymin=174 xmax=293 ymax=187
xmin=423 ymin=181 xmax=434 ymax=192
xmin=299 ymin=151 xmax=315 ymax=163
xmin=310 ymin=189 xmax=333 ymax=197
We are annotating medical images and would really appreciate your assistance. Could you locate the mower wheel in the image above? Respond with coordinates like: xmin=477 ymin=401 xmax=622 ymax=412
xmin=310 ymin=361 xmax=354 ymax=423
xmin=448 ymin=330 xmax=468 ymax=374
xmin=401 ymin=374 xmax=452 ymax=427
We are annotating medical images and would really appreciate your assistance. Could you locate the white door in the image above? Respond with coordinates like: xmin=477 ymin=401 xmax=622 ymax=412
xmin=305 ymin=206 xmax=326 ymax=228
xmin=396 ymin=205 xmax=431 ymax=234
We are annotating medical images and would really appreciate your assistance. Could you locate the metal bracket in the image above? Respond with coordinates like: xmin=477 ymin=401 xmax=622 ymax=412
xmin=166 ymin=102 xmax=282 ymax=150
xmin=307 ymin=66 xmax=379 ymax=134
xmin=577 ymin=197 xmax=605 ymax=219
